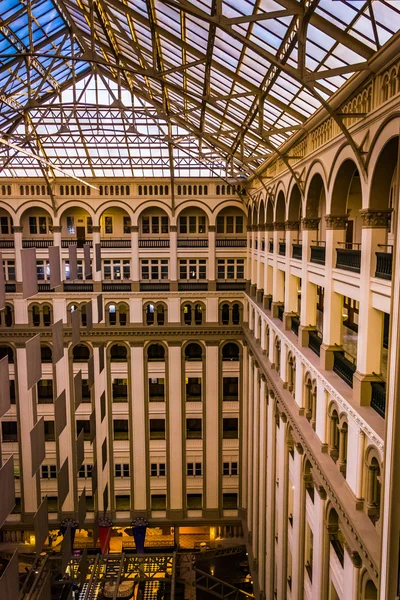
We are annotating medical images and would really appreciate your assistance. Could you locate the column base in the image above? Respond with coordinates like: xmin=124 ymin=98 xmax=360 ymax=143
xmin=352 ymin=371 xmax=382 ymax=406
xmin=249 ymin=283 xmax=257 ymax=297
xmin=93 ymin=281 xmax=102 ymax=292
xmin=283 ymin=311 xmax=296 ymax=331
xmin=320 ymin=344 xmax=341 ymax=371
xmin=271 ymin=301 xmax=284 ymax=319
xmin=256 ymin=288 xmax=264 ymax=303
xmin=298 ymin=325 xmax=315 ymax=348
xmin=132 ymin=282 xmax=140 ymax=292
xmin=208 ymin=280 xmax=216 ymax=291
xmin=263 ymin=294 xmax=272 ymax=310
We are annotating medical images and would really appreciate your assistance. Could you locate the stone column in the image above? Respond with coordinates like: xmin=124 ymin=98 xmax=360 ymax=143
xmin=263 ymin=224 xmax=273 ymax=309
xmin=272 ymin=222 xmax=285 ymax=316
xmin=284 ymin=223 xmax=299 ymax=326
xmin=291 ymin=443 xmax=305 ymax=600
xmin=167 ymin=342 xmax=184 ymax=518
xmin=130 ymin=342 xmax=147 ymax=515
xmin=204 ymin=341 xmax=220 ymax=518
xmin=240 ymin=342 xmax=249 ymax=514
xmin=208 ymin=225 xmax=216 ymax=291
xmin=250 ymin=226 xmax=257 ymax=295
xmin=265 ymin=391 xmax=277 ymax=598
xmin=299 ymin=219 xmax=320 ymax=346
xmin=276 ymin=413 xmax=289 ymax=599
xmin=257 ymin=375 xmax=267 ymax=594
xmin=169 ymin=225 xmax=178 ymax=284
xmin=13 ymin=225 xmax=23 ymax=284
xmin=320 ymin=215 xmax=348 ymax=370
xmin=256 ymin=225 xmax=263 ymax=299
xmin=353 ymin=209 xmax=392 ymax=405
xmin=343 ymin=547 xmax=362 ymax=600
xmin=247 ymin=353 xmax=254 ymax=530
xmin=130 ymin=226 xmax=140 ymax=291
xmin=252 ymin=366 xmax=260 ymax=562
xmin=312 ymin=486 xmax=327 ymax=599
xmin=91 ymin=226 xmax=101 ymax=283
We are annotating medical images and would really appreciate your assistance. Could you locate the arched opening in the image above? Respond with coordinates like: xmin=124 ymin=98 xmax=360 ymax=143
xmin=288 ymin=185 xmax=302 ymax=223
xmin=221 ymin=303 xmax=230 ymax=325
xmin=275 ymin=191 xmax=285 ymax=224
xmin=40 ymin=345 xmax=52 ymax=363
xmin=110 ymin=344 xmax=128 ymax=362
xmin=147 ymin=343 xmax=165 ymax=362
xmin=258 ymin=199 xmax=265 ymax=227
xmin=328 ymin=407 xmax=340 ymax=462
xmin=0 ymin=305 xmax=13 ymax=327
xmin=21 ymin=207 xmax=52 ymax=237
xmin=139 ymin=207 xmax=169 ymax=236
xmin=178 ymin=207 xmax=208 ymax=235
xmin=145 ymin=303 xmax=156 ymax=325
xmin=32 ymin=304 xmax=40 ymax=327
xmin=194 ymin=303 xmax=203 ymax=325
xmin=222 ymin=342 xmax=239 ymax=361
xmin=107 ymin=303 xmax=129 ymax=326
xmin=185 ymin=343 xmax=203 ymax=361
xmin=304 ymin=376 xmax=317 ymax=430
xmin=0 ymin=345 xmax=14 ymax=363
xmin=328 ymin=508 xmax=345 ymax=567
xmin=331 ymin=160 xmax=362 ymax=246
xmin=73 ymin=344 xmax=90 ymax=362
xmin=232 ymin=303 xmax=241 ymax=325
xmin=275 ymin=337 xmax=281 ymax=372
xmin=266 ymin=199 xmax=273 ymax=224
xmin=365 ymin=451 xmax=382 ymax=525
xmin=99 ymin=206 xmax=131 ymax=238
xmin=182 ymin=303 xmax=192 ymax=325
xmin=364 ymin=579 xmax=378 ymax=599
xmin=59 ymin=206 xmax=93 ymax=246
xmin=216 ymin=207 xmax=245 ymax=235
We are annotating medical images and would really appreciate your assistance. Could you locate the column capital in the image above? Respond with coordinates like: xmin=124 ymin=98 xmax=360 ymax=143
xmin=12 ymin=226 xmax=23 ymax=233
xmin=130 ymin=225 xmax=139 ymax=233
xmin=301 ymin=217 xmax=320 ymax=230
xmin=285 ymin=220 xmax=300 ymax=231
xmin=360 ymin=208 xmax=392 ymax=228
xmin=208 ymin=225 xmax=216 ymax=232
xmin=170 ymin=225 xmax=178 ymax=232
xmin=325 ymin=214 xmax=348 ymax=230
xmin=264 ymin=223 xmax=273 ymax=231
xmin=273 ymin=221 xmax=285 ymax=231
xmin=51 ymin=225 xmax=62 ymax=233
xmin=92 ymin=225 xmax=101 ymax=233
xmin=247 ymin=225 xmax=255 ymax=232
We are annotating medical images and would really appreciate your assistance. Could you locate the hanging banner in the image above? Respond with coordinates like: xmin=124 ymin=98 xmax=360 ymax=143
xmin=132 ymin=517 xmax=148 ymax=554
xmin=98 ymin=516 xmax=113 ymax=555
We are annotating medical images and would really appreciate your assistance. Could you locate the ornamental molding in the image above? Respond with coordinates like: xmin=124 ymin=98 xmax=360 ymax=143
xmin=325 ymin=214 xmax=348 ymax=230
xmin=301 ymin=218 xmax=320 ymax=230
xmin=170 ymin=225 xmax=178 ymax=232
xmin=360 ymin=209 xmax=392 ymax=228
xmin=130 ymin=225 xmax=139 ymax=233
xmin=91 ymin=226 xmax=101 ymax=233
xmin=12 ymin=226 xmax=23 ymax=233
xmin=264 ymin=223 xmax=273 ymax=231
xmin=208 ymin=225 xmax=216 ymax=232
xmin=51 ymin=225 xmax=62 ymax=233
xmin=273 ymin=221 xmax=285 ymax=231
xmin=285 ymin=220 xmax=300 ymax=231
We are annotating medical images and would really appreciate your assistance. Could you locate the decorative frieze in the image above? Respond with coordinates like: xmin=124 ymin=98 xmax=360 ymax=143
xmin=301 ymin=217 xmax=320 ymax=230
xmin=360 ymin=209 xmax=392 ymax=228
xmin=325 ymin=214 xmax=348 ymax=230
xmin=285 ymin=220 xmax=300 ymax=231
xmin=273 ymin=221 xmax=285 ymax=231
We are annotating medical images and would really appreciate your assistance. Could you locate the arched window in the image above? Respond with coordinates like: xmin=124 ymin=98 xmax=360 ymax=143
xmin=43 ymin=305 xmax=52 ymax=327
xmin=288 ymin=353 xmax=295 ymax=394
xmin=328 ymin=509 xmax=345 ymax=567
xmin=232 ymin=303 xmax=241 ymax=325
xmin=222 ymin=342 xmax=239 ymax=361
xmin=304 ymin=377 xmax=317 ymax=430
xmin=185 ymin=343 xmax=202 ymax=361
xmin=110 ymin=344 xmax=128 ymax=362
xmin=146 ymin=303 xmax=155 ymax=325
xmin=32 ymin=304 xmax=41 ymax=327
xmin=328 ymin=408 xmax=340 ymax=462
xmin=119 ymin=304 xmax=128 ymax=326
xmin=0 ymin=345 xmax=14 ymax=363
xmin=156 ymin=304 xmax=165 ymax=325
xmin=108 ymin=303 xmax=117 ymax=326
xmin=365 ymin=450 xmax=382 ymax=524
xmin=0 ymin=305 xmax=13 ymax=327
xmin=364 ymin=579 xmax=378 ymax=599
xmin=275 ymin=337 xmax=281 ymax=372
xmin=41 ymin=345 xmax=52 ymax=363
xmin=221 ymin=303 xmax=230 ymax=325
xmin=147 ymin=344 xmax=165 ymax=362
xmin=183 ymin=303 xmax=192 ymax=325
xmin=73 ymin=344 xmax=90 ymax=362
xmin=194 ymin=304 xmax=203 ymax=325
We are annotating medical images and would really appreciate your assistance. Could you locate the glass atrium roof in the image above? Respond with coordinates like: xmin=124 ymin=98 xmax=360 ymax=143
xmin=0 ymin=0 xmax=399 ymax=178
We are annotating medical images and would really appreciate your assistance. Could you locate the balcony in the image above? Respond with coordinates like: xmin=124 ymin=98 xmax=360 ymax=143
xmin=140 ymin=282 xmax=170 ymax=292
xmin=216 ymin=238 xmax=246 ymax=247
xmin=64 ymin=282 xmax=94 ymax=292
xmin=61 ymin=239 xmax=93 ymax=248
xmin=292 ymin=243 xmax=302 ymax=260
xmin=279 ymin=242 xmax=286 ymax=256
xmin=139 ymin=239 xmax=170 ymax=248
xmin=100 ymin=238 xmax=131 ymax=248
xmin=371 ymin=381 xmax=386 ymax=418
xmin=216 ymin=281 xmax=247 ymax=291
xmin=291 ymin=315 xmax=300 ymax=336
xmin=308 ymin=330 xmax=322 ymax=356
xmin=333 ymin=351 xmax=356 ymax=388
xmin=102 ymin=282 xmax=132 ymax=292
xmin=0 ymin=239 xmax=14 ymax=248
xmin=269 ymin=241 xmax=274 ymax=253
xmin=336 ymin=245 xmax=361 ymax=273
xmin=178 ymin=282 xmax=208 ymax=291
xmin=22 ymin=239 xmax=53 ymax=248
xmin=177 ymin=238 xmax=208 ymax=248
xmin=310 ymin=245 xmax=326 ymax=265
xmin=375 ymin=250 xmax=392 ymax=280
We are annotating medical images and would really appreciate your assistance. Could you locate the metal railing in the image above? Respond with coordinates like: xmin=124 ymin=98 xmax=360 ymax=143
xmin=61 ymin=239 xmax=93 ymax=248
xmin=102 ymin=282 xmax=132 ymax=292
xmin=333 ymin=351 xmax=356 ymax=387
xmin=139 ymin=238 xmax=170 ymax=248
xmin=0 ymin=239 xmax=14 ymax=248
xmin=310 ymin=245 xmax=326 ymax=265
xmin=375 ymin=250 xmax=392 ymax=280
xmin=308 ymin=330 xmax=322 ymax=356
xmin=371 ymin=381 xmax=386 ymax=418
xmin=292 ymin=243 xmax=302 ymax=260
xmin=22 ymin=238 xmax=53 ymax=248
xmin=216 ymin=238 xmax=247 ymax=247
xmin=178 ymin=282 xmax=208 ymax=291
xmin=100 ymin=238 xmax=131 ymax=248
xmin=177 ymin=238 xmax=208 ymax=247
xmin=140 ymin=282 xmax=170 ymax=291
xmin=216 ymin=281 xmax=247 ymax=290
xmin=64 ymin=282 xmax=94 ymax=292
xmin=336 ymin=245 xmax=361 ymax=273
xmin=279 ymin=242 xmax=286 ymax=256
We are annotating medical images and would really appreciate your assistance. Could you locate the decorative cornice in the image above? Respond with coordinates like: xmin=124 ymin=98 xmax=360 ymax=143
xmin=360 ymin=209 xmax=392 ymax=229
xmin=273 ymin=221 xmax=285 ymax=231
xmin=301 ymin=217 xmax=320 ymax=230
xmin=284 ymin=220 xmax=300 ymax=231
xmin=325 ymin=214 xmax=348 ymax=230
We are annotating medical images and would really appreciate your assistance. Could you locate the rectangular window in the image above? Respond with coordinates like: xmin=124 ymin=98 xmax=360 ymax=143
xmin=179 ymin=216 xmax=187 ymax=234
xmin=0 ymin=216 xmax=9 ymax=234
xmin=161 ymin=216 xmax=169 ymax=234
xmin=39 ymin=216 xmax=47 ymax=234
xmin=29 ymin=216 xmax=37 ymax=234
xmin=186 ymin=418 xmax=202 ymax=439
xmin=223 ymin=462 xmax=238 ymax=476
xmin=226 ymin=216 xmax=234 ymax=233
xmin=150 ymin=463 xmax=166 ymax=477
xmin=37 ymin=379 xmax=54 ymax=403
xmin=236 ymin=216 xmax=243 ymax=233
xmin=186 ymin=377 xmax=202 ymax=401
xmin=150 ymin=419 xmax=166 ymax=440
xmin=187 ymin=494 xmax=202 ymax=509
xmin=223 ymin=493 xmax=238 ymax=509
xmin=187 ymin=462 xmax=202 ymax=476
xmin=104 ymin=216 xmax=113 ymax=234
xmin=112 ymin=379 xmax=128 ymax=402
xmin=115 ymin=464 xmax=130 ymax=477
xmin=87 ymin=217 xmax=93 ymax=234
xmin=44 ymin=421 xmax=55 ymax=442
xmin=223 ymin=418 xmax=238 ymax=439
xmin=76 ymin=419 xmax=91 ymax=441
xmin=36 ymin=260 xmax=50 ymax=281
xmin=179 ymin=259 xmax=206 ymax=281
xmin=217 ymin=259 xmax=244 ymax=280
xmin=3 ymin=260 xmax=15 ymax=281
xmin=113 ymin=419 xmax=129 ymax=440
xmin=151 ymin=494 xmax=166 ymax=510
xmin=67 ymin=216 xmax=75 ymax=234
xmin=151 ymin=216 xmax=159 ymax=234
xmin=123 ymin=216 xmax=131 ymax=234
xmin=41 ymin=465 xmax=57 ymax=479
xmin=223 ymin=377 xmax=239 ymax=401
xmin=103 ymin=259 xmax=130 ymax=280
xmin=141 ymin=259 xmax=168 ymax=280
xmin=1 ymin=421 xmax=17 ymax=442
xmin=216 ymin=216 xmax=224 ymax=233
xmin=149 ymin=378 xmax=165 ymax=402
xmin=116 ymin=495 xmax=130 ymax=511
xmin=189 ymin=216 xmax=196 ymax=234
xmin=142 ymin=216 xmax=150 ymax=234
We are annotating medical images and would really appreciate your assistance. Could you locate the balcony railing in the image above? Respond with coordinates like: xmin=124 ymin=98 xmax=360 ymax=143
xmin=291 ymin=315 xmax=300 ymax=336
xmin=333 ymin=351 xmax=356 ymax=388
xmin=336 ymin=246 xmax=361 ymax=273
xmin=310 ymin=245 xmax=326 ymax=265
xmin=371 ymin=381 xmax=386 ymax=418
xmin=216 ymin=238 xmax=247 ymax=247
xmin=292 ymin=243 xmax=302 ymax=260
xmin=0 ymin=239 xmax=14 ymax=248
xmin=279 ymin=242 xmax=286 ymax=256
xmin=177 ymin=238 xmax=208 ymax=248
xmin=5 ymin=283 xmax=16 ymax=293
xmin=101 ymin=238 xmax=131 ymax=248
xmin=38 ymin=283 xmax=52 ymax=292
xmin=216 ymin=281 xmax=247 ymax=291
xmin=139 ymin=239 xmax=170 ymax=248
xmin=22 ymin=239 xmax=53 ymax=248
xmin=178 ymin=282 xmax=208 ymax=291
xmin=277 ymin=304 xmax=284 ymax=321
xmin=61 ymin=239 xmax=93 ymax=248
xmin=140 ymin=282 xmax=170 ymax=292
xmin=308 ymin=330 xmax=322 ymax=356
xmin=64 ymin=282 xmax=94 ymax=292
xmin=102 ymin=282 xmax=132 ymax=292
xmin=269 ymin=241 xmax=274 ymax=253
xmin=375 ymin=251 xmax=392 ymax=280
